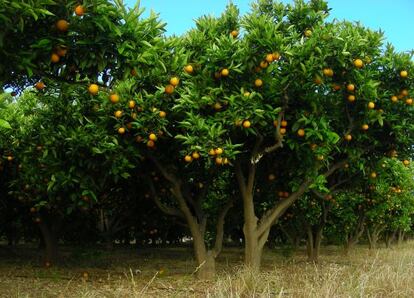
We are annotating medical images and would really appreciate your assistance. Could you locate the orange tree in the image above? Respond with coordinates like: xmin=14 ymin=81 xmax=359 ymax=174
xmin=0 ymin=0 xmax=169 ymax=262
xmin=169 ymin=0 xmax=414 ymax=270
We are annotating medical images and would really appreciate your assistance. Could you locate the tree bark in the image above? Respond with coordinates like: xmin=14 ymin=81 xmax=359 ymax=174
xmin=38 ymin=221 xmax=59 ymax=264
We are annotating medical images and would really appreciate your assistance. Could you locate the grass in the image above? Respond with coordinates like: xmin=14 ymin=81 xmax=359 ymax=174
xmin=0 ymin=242 xmax=413 ymax=297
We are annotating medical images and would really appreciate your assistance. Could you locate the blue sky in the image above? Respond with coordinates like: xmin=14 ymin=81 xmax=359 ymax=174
xmin=125 ymin=0 xmax=414 ymax=53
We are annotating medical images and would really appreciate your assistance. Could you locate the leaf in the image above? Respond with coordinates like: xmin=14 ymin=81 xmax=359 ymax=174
xmin=0 ymin=119 xmax=11 ymax=129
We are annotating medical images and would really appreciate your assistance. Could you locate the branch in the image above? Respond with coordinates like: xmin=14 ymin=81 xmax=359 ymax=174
xmin=148 ymin=178 xmax=184 ymax=218
xmin=148 ymin=155 xmax=180 ymax=185
xmin=213 ymin=198 xmax=234 ymax=257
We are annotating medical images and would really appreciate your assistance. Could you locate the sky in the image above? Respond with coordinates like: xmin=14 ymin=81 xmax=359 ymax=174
xmin=125 ymin=0 xmax=414 ymax=53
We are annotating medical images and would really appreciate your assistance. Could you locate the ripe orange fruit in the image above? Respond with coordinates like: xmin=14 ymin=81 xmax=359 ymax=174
xmin=221 ymin=68 xmax=229 ymax=77
xmin=170 ymin=77 xmax=180 ymax=86
xmin=88 ymin=84 xmax=99 ymax=95
xmin=215 ymin=157 xmax=223 ymax=165
xmin=316 ymin=155 xmax=324 ymax=161
xmin=244 ymin=91 xmax=251 ymax=97
xmin=118 ymin=127 xmax=125 ymax=135
xmin=272 ymin=52 xmax=281 ymax=61
xmin=370 ymin=172 xmax=377 ymax=179
xmin=213 ymin=102 xmax=222 ymax=110
xmin=75 ymin=5 xmax=85 ymax=16
xmin=400 ymin=89 xmax=408 ymax=96
xmin=165 ymin=84 xmax=175 ymax=94
xmin=260 ymin=61 xmax=268 ymax=69
xmin=273 ymin=120 xmax=278 ymax=127
xmin=406 ymin=98 xmax=413 ymax=105
xmin=403 ymin=160 xmax=410 ymax=166
xmin=230 ymin=30 xmax=238 ymax=38
xmin=353 ymin=59 xmax=364 ymax=68
xmin=361 ymin=124 xmax=369 ymax=131
xmin=297 ymin=129 xmax=305 ymax=137
xmin=281 ymin=120 xmax=287 ymax=127
xmin=367 ymin=102 xmax=375 ymax=109
xmin=192 ymin=152 xmax=200 ymax=160
xmin=208 ymin=149 xmax=216 ymax=156
xmin=346 ymin=84 xmax=355 ymax=92
xmin=147 ymin=140 xmax=155 ymax=148
xmin=254 ymin=78 xmax=263 ymax=87
xmin=304 ymin=29 xmax=312 ymax=37
xmin=114 ymin=110 xmax=122 ymax=118
xmin=391 ymin=95 xmax=398 ymax=103
xmin=280 ymin=128 xmax=287 ymax=135
xmin=56 ymin=45 xmax=67 ymax=57
xmin=215 ymin=148 xmax=223 ymax=155
xmin=265 ymin=54 xmax=274 ymax=63
xmin=128 ymin=100 xmax=136 ymax=109
xmin=348 ymin=95 xmax=356 ymax=102
xmin=56 ymin=19 xmax=69 ymax=32
xmin=35 ymin=82 xmax=45 ymax=90
xmin=149 ymin=133 xmax=157 ymax=141
xmin=159 ymin=111 xmax=166 ymax=118
xmin=110 ymin=94 xmax=119 ymax=104
xmin=400 ymin=70 xmax=408 ymax=78
xmin=310 ymin=143 xmax=317 ymax=150
xmin=344 ymin=134 xmax=352 ymax=141
xmin=126 ymin=122 xmax=132 ymax=129
xmin=184 ymin=155 xmax=193 ymax=163
xmin=242 ymin=120 xmax=251 ymax=128
xmin=323 ymin=68 xmax=333 ymax=77
xmin=51 ymin=53 xmax=60 ymax=63
xmin=268 ymin=174 xmax=276 ymax=181
xmin=184 ymin=65 xmax=194 ymax=74
xmin=131 ymin=112 xmax=137 ymax=119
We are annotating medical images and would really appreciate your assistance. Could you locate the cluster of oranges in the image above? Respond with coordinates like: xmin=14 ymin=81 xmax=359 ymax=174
xmin=391 ymin=88 xmax=412 ymax=105
xmin=273 ymin=119 xmax=288 ymax=135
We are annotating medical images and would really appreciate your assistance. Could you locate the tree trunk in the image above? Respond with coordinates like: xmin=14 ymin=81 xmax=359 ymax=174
xmin=196 ymin=250 xmax=216 ymax=280
xmin=38 ymin=221 xmax=59 ymax=264
xmin=306 ymin=225 xmax=323 ymax=262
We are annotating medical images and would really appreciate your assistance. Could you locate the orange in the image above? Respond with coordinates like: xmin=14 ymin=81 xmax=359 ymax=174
xmin=273 ymin=120 xmax=278 ymax=127
xmin=272 ymin=52 xmax=281 ymax=61
xmin=159 ymin=111 xmax=166 ymax=118
xmin=128 ymin=100 xmax=136 ymax=109
xmin=170 ymin=77 xmax=180 ymax=86
xmin=75 ymin=5 xmax=85 ymax=16
xmin=310 ymin=143 xmax=317 ymax=150
xmin=370 ymin=172 xmax=377 ymax=179
xmin=7 ymin=156 xmax=13 ymax=161
xmin=184 ymin=65 xmax=194 ymax=74
xmin=118 ymin=127 xmax=125 ymax=135
xmin=344 ymin=134 xmax=352 ymax=141
xmin=254 ymin=78 xmax=263 ymax=87
xmin=314 ymin=76 xmax=322 ymax=85
xmin=400 ymin=70 xmax=408 ymax=78
xmin=215 ymin=148 xmax=223 ymax=155
xmin=35 ymin=82 xmax=45 ymax=90
xmin=230 ymin=30 xmax=238 ymax=38
xmin=130 ymin=68 xmax=137 ymax=76
xmin=221 ymin=68 xmax=229 ymax=77
xmin=88 ymin=84 xmax=99 ymax=95
xmin=400 ymin=89 xmax=408 ymax=96
xmin=56 ymin=45 xmax=67 ymax=57
xmin=332 ymin=84 xmax=341 ymax=91
xmin=51 ymin=53 xmax=60 ymax=63
xmin=147 ymin=140 xmax=155 ymax=148
xmin=403 ymin=160 xmax=410 ymax=166
xmin=280 ymin=128 xmax=287 ymax=135
xmin=391 ymin=95 xmax=398 ymax=103
xmin=242 ymin=120 xmax=251 ymax=128
xmin=192 ymin=152 xmax=200 ymax=159
xmin=367 ymin=102 xmax=375 ymax=109
xmin=244 ymin=91 xmax=251 ymax=97
xmin=297 ymin=129 xmax=305 ymax=137
xmin=406 ymin=98 xmax=413 ymax=105
xmin=265 ymin=54 xmax=274 ymax=63
xmin=346 ymin=84 xmax=355 ymax=92
xmin=149 ymin=133 xmax=157 ymax=141
xmin=323 ymin=68 xmax=333 ymax=77
xmin=131 ymin=112 xmax=137 ymax=119
xmin=215 ymin=157 xmax=223 ymax=165
xmin=348 ymin=95 xmax=356 ymax=102
xmin=316 ymin=155 xmax=324 ymax=161
xmin=213 ymin=102 xmax=222 ymax=110
xmin=268 ymin=174 xmax=276 ymax=181
xmin=304 ymin=29 xmax=312 ymax=37
xmin=184 ymin=155 xmax=193 ymax=163
xmin=361 ymin=124 xmax=369 ymax=131
xmin=353 ymin=59 xmax=364 ymax=68
xmin=260 ymin=61 xmax=268 ymax=69
xmin=114 ymin=110 xmax=122 ymax=118
xmin=281 ymin=120 xmax=287 ymax=127
xmin=56 ymin=19 xmax=69 ymax=32
xmin=208 ymin=149 xmax=216 ymax=156
xmin=165 ymin=84 xmax=175 ymax=94
xmin=110 ymin=94 xmax=119 ymax=103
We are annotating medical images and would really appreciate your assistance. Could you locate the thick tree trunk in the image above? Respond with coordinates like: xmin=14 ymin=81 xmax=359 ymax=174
xmin=38 ymin=221 xmax=59 ymax=264
xmin=306 ymin=225 xmax=323 ymax=262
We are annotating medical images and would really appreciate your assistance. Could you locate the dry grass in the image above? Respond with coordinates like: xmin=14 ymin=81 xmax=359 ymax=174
xmin=1 ymin=242 xmax=413 ymax=297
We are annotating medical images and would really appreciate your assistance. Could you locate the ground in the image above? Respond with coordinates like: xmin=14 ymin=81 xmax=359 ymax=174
xmin=0 ymin=242 xmax=413 ymax=297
